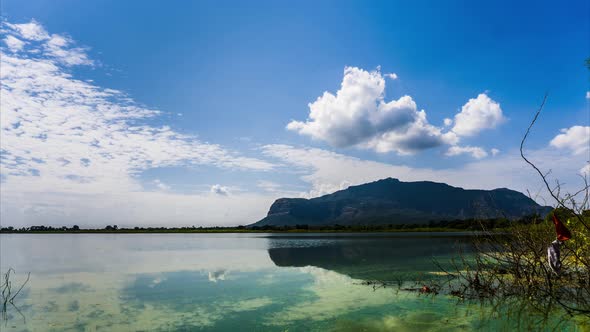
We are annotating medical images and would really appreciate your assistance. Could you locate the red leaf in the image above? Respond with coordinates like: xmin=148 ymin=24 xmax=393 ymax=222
xmin=552 ymin=213 xmax=572 ymax=241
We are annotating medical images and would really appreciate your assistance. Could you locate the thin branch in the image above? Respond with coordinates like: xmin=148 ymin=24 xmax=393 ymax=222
xmin=519 ymin=93 xmax=589 ymax=230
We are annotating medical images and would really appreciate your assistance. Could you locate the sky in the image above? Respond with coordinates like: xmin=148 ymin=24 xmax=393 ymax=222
xmin=1 ymin=0 xmax=589 ymax=227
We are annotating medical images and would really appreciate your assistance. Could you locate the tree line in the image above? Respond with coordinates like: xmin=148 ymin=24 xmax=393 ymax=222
xmin=0 ymin=216 xmax=542 ymax=233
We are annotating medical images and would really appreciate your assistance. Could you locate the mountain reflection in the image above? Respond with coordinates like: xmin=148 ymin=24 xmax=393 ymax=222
xmin=267 ymin=233 xmax=473 ymax=281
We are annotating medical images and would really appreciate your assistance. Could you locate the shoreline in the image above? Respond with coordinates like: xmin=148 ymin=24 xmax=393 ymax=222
xmin=0 ymin=228 xmax=499 ymax=234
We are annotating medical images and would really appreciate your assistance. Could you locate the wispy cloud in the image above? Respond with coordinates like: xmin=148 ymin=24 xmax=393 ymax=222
xmin=1 ymin=19 xmax=586 ymax=228
xmin=445 ymin=145 xmax=488 ymax=159
xmin=0 ymin=20 xmax=274 ymax=192
xmin=262 ymin=144 xmax=588 ymax=203
xmin=0 ymin=20 xmax=275 ymax=227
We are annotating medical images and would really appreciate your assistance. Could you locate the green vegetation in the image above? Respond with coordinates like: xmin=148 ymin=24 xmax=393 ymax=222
xmin=432 ymin=91 xmax=590 ymax=326
xmin=0 ymin=216 xmax=542 ymax=234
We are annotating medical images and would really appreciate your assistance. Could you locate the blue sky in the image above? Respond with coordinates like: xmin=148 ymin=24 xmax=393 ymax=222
xmin=1 ymin=0 xmax=589 ymax=227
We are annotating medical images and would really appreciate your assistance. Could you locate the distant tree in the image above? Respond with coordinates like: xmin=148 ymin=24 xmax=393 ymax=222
xmin=72 ymin=225 xmax=80 ymax=231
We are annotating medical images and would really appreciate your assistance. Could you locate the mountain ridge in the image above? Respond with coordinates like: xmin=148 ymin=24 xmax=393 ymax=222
xmin=251 ymin=178 xmax=551 ymax=227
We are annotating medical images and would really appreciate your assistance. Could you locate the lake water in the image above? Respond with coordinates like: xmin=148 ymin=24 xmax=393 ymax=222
xmin=0 ymin=233 xmax=583 ymax=331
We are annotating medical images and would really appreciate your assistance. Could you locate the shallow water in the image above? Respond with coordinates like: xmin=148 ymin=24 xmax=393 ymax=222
xmin=0 ymin=233 xmax=583 ymax=331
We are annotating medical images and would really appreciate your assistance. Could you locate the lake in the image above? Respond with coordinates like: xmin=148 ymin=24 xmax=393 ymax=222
xmin=0 ymin=233 xmax=582 ymax=331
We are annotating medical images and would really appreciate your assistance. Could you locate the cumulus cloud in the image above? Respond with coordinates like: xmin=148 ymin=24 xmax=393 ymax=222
xmin=286 ymin=67 xmax=504 ymax=157
xmin=451 ymin=93 xmax=505 ymax=137
xmin=549 ymin=126 xmax=590 ymax=155
xmin=491 ymin=148 xmax=500 ymax=156
xmin=363 ymin=110 xmax=459 ymax=154
xmin=0 ymin=20 xmax=275 ymax=227
xmin=586 ymin=91 xmax=590 ymax=99
xmin=287 ymin=67 xmax=456 ymax=155
xmin=445 ymin=145 xmax=488 ymax=159
xmin=210 ymin=185 xmax=230 ymax=196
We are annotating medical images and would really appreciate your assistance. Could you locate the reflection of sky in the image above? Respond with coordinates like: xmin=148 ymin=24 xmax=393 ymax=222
xmin=1 ymin=234 xmax=275 ymax=275
xmin=1 ymin=234 xmax=582 ymax=331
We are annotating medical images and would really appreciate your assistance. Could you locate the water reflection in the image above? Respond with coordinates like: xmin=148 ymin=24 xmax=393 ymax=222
xmin=0 ymin=234 xmax=581 ymax=331
xmin=267 ymin=233 xmax=472 ymax=280
xmin=1 ymin=268 xmax=30 ymax=327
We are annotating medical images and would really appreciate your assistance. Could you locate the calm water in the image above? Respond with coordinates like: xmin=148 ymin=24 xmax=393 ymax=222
xmin=0 ymin=233 xmax=583 ymax=331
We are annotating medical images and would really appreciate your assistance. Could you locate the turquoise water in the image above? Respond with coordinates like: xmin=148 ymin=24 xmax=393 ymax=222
xmin=0 ymin=233 xmax=583 ymax=331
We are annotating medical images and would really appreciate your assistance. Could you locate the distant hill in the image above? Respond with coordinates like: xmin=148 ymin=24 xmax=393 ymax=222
xmin=251 ymin=178 xmax=551 ymax=227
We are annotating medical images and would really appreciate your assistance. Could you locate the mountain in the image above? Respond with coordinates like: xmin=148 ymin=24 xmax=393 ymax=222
xmin=251 ymin=178 xmax=551 ymax=227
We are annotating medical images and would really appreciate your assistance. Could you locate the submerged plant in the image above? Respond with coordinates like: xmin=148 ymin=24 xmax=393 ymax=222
xmin=1 ymin=268 xmax=30 ymax=324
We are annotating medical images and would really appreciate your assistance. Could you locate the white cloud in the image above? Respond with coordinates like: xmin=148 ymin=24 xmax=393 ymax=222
xmin=287 ymin=67 xmax=455 ymax=155
xmin=0 ymin=189 xmax=276 ymax=228
xmin=549 ymin=126 xmax=590 ymax=155
xmin=586 ymin=91 xmax=590 ymax=99
xmin=286 ymin=67 xmax=503 ymax=158
xmin=2 ymin=19 xmax=580 ymax=229
xmin=254 ymin=180 xmax=304 ymax=198
xmin=0 ymin=20 xmax=276 ymax=227
xmin=6 ymin=20 xmax=49 ymax=40
xmin=210 ymin=184 xmax=230 ymax=196
xmin=491 ymin=148 xmax=500 ymax=156
xmin=263 ymin=144 xmax=395 ymax=197
xmin=3 ymin=20 xmax=93 ymax=66
xmin=4 ymin=35 xmax=25 ymax=52
xmin=257 ymin=180 xmax=282 ymax=193
xmin=445 ymin=145 xmax=488 ymax=159
xmin=363 ymin=110 xmax=458 ymax=154
xmin=386 ymin=73 xmax=398 ymax=80
xmin=45 ymin=34 xmax=93 ymax=66
xmin=153 ymin=179 xmax=170 ymax=191
xmin=451 ymin=93 xmax=505 ymax=137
